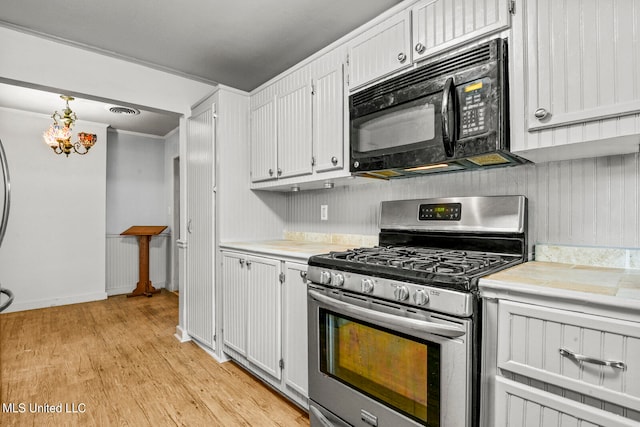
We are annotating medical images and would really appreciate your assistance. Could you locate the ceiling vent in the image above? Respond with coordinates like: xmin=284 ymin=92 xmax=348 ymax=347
xmin=107 ymin=105 xmax=140 ymax=115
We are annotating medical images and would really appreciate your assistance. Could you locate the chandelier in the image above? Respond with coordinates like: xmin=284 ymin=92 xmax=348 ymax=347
xmin=42 ymin=95 xmax=97 ymax=157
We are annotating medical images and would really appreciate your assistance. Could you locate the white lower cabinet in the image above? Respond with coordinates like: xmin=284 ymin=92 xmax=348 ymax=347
xmin=282 ymin=262 xmax=309 ymax=401
xmin=481 ymin=295 xmax=640 ymax=426
xmin=495 ymin=377 xmax=640 ymax=427
xmin=221 ymin=251 xmax=309 ymax=409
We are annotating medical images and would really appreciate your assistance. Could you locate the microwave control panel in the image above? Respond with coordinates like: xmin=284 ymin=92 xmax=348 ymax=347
xmin=459 ymin=78 xmax=491 ymax=138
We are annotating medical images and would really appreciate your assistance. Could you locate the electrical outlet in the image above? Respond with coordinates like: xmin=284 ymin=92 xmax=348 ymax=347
xmin=320 ymin=205 xmax=328 ymax=221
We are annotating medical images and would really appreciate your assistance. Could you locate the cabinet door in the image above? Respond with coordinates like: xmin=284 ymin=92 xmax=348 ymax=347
xmin=348 ymin=9 xmax=411 ymax=90
xmin=250 ymin=97 xmax=277 ymax=182
xmin=313 ymin=62 xmax=344 ymax=173
xmin=411 ymin=0 xmax=510 ymax=62
xmin=221 ymin=252 xmax=247 ymax=356
xmin=524 ymin=0 xmax=640 ymax=131
xmin=283 ymin=262 xmax=309 ymax=398
xmin=277 ymin=82 xmax=313 ymax=179
xmin=495 ymin=377 xmax=639 ymax=427
xmin=185 ymin=105 xmax=215 ymax=349
xmin=246 ymin=256 xmax=282 ymax=380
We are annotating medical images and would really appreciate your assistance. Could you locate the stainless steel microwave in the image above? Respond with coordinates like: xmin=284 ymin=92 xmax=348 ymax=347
xmin=349 ymin=38 xmax=528 ymax=178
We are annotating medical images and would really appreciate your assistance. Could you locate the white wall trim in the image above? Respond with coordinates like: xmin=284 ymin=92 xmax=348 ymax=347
xmin=3 ymin=291 xmax=108 ymax=314
xmin=174 ymin=325 xmax=191 ymax=343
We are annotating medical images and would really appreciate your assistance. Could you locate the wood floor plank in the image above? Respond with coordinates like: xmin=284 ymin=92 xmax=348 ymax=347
xmin=1 ymin=291 xmax=309 ymax=426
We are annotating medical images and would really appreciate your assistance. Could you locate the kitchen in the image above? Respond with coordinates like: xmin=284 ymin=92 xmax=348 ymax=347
xmin=1 ymin=0 xmax=640 ymax=426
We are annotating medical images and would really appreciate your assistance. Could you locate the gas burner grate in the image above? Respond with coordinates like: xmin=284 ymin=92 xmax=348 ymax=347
xmin=328 ymin=246 xmax=511 ymax=277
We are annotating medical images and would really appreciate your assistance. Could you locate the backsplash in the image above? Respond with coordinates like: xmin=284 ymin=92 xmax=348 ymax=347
xmin=285 ymin=152 xmax=640 ymax=254
xmin=536 ymin=244 xmax=640 ymax=270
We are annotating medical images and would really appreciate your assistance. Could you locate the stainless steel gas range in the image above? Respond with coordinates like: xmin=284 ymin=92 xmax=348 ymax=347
xmin=306 ymin=196 xmax=528 ymax=427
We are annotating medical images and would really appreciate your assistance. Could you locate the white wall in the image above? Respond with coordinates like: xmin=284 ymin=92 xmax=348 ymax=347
xmin=0 ymin=108 xmax=107 ymax=312
xmin=106 ymin=130 xmax=168 ymax=234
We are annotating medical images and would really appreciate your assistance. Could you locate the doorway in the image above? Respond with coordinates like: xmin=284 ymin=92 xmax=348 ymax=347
xmin=172 ymin=155 xmax=180 ymax=293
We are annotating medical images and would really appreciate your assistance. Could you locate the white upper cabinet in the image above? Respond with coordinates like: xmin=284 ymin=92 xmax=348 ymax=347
xmin=411 ymin=0 xmax=511 ymax=62
xmin=510 ymin=0 xmax=640 ymax=162
xmin=347 ymin=9 xmax=412 ymax=90
xmin=276 ymin=76 xmax=313 ymax=179
xmin=250 ymin=96 xmax=277 ymax=182
xmin=524 ymin=0 xmax=640 ymax=131
xmin=250 ymin=46 xmax=348 ymax=190
xmin=250 ymin=66 xmax=313 ymax=183
xmin=313 ymin=56 xmax=345 ymax=173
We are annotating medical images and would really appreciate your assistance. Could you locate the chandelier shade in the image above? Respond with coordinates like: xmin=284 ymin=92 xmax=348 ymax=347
xmin=43 ymin=95 xmax=97 ymax=157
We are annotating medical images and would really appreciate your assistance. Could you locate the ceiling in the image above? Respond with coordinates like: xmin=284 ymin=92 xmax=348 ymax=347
xmin=0 ymin=0 xmax=401 ymax=137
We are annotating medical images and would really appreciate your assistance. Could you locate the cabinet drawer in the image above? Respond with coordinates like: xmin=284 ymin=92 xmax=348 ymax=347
xmin=497 ymin=300 xmax=640 ymax=410
xmin=495 ymin=377 xmax=640 ymax=427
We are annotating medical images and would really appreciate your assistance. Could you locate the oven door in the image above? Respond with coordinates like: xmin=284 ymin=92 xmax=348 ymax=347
xmin=308 ymin=286 xmax=473 ymax=427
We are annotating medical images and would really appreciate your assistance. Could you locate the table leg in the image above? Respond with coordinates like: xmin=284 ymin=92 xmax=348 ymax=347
xmin=127 ymin=235 xmax=161 ymax=298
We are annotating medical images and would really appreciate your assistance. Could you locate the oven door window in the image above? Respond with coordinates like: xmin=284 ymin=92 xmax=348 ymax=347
xmin=350 ymin=94 xmax=443 ymax=157
xmin=319 ymin=308 xmax=440 ymax=426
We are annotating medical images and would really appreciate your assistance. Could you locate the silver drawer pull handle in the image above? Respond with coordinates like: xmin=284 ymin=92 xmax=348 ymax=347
xmin=559 ymin=348 xmax=627 ymax=371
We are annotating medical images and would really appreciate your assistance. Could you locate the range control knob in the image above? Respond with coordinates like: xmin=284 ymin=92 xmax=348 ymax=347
xmin=413 ymin=289 xmax=430 ymax=306
xmin=394 ymin=285 xmax=409 ymax=301
xmin=361 ymin=278 xmax=375 ymax=294
xmin=332 ymin=273 xmax=345 ymax=287
xmin=319 ymin=271 xmax=332 ymax=285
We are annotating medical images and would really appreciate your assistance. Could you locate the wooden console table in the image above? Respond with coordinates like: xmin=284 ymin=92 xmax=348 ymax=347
xmin=121 ymin=225 xmax=168 ymax=298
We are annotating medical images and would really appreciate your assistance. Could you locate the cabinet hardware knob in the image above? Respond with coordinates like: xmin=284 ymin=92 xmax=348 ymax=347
xmin=239 ymin=258 xmax=245 ymax=265
xmin=246 ymin=260 xmax=252 ymax=267
xmin=331 ymin=156 xmax=338 ymax=165
xmin=268 ymin=168 xmax=274 ymax=176
xmin=534 ymin=108 xmax=549 ymax=119
xmin=277 ymin=168 xmax=282 ymax=176
xmin=300 ymin=270 xmax=307 ymax=279
xmin=415 ymin=43 xmax=426 ymax=54
xmin=397 ymin=52 xmax=407 ymax=63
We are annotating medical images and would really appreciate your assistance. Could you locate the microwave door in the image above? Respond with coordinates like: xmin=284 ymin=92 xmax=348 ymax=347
xmin=350 ymin=93 xmax=445 ymax=170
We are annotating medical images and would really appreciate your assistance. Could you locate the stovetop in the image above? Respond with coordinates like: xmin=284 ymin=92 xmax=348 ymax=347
xmin=308 ymin=245 xmax=522 ymax=291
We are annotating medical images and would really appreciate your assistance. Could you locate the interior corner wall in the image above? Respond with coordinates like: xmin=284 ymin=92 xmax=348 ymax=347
xmin=106 ymin=130 xmax=167 ymax=234
xmin=0 ymin=108 xmax=107 ymax=312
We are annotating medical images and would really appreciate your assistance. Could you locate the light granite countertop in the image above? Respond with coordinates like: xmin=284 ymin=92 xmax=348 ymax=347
xmin=219 ymin=239 xmax=362 ymax=262
xmin=479 ymin=261 xmax=640 ymax=320
xmin=220 ymin=232 xmax=378 ymax=262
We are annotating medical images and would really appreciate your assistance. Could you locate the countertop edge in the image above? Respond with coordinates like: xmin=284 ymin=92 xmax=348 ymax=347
xmin=479 ymin=277 xmax=640 ymax=322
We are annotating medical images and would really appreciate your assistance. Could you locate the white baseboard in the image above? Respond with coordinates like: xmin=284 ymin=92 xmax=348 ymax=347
xmin=3 ymin=291 xmax=108 ymax=313
xmin=174 ymin=325 xmax=191 ymax=343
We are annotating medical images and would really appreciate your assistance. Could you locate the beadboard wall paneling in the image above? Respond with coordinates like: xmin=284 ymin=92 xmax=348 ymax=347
xmin=218 ymin=88 xmax=286 ymax=242
xmin=285 ymin=153 xmax=640 ymax=253
xmin=106 ymin=234 xmax=170 ymax=296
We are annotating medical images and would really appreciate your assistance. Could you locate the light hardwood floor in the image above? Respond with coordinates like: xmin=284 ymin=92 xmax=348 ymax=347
xmin=1 ymin=291 xmax=310 ymax=426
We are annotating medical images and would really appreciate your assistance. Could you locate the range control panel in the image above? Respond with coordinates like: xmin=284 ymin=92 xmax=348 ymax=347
xmin=419 ymin=203 xmax=461 ymax=221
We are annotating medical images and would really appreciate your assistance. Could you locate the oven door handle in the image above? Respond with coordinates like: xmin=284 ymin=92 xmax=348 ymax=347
xmin=309 ymin=290 xmax=466 ymax=339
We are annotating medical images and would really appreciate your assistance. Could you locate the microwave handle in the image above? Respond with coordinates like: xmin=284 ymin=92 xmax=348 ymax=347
xmin=441 ymin=77 xmax=457 ymax=157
